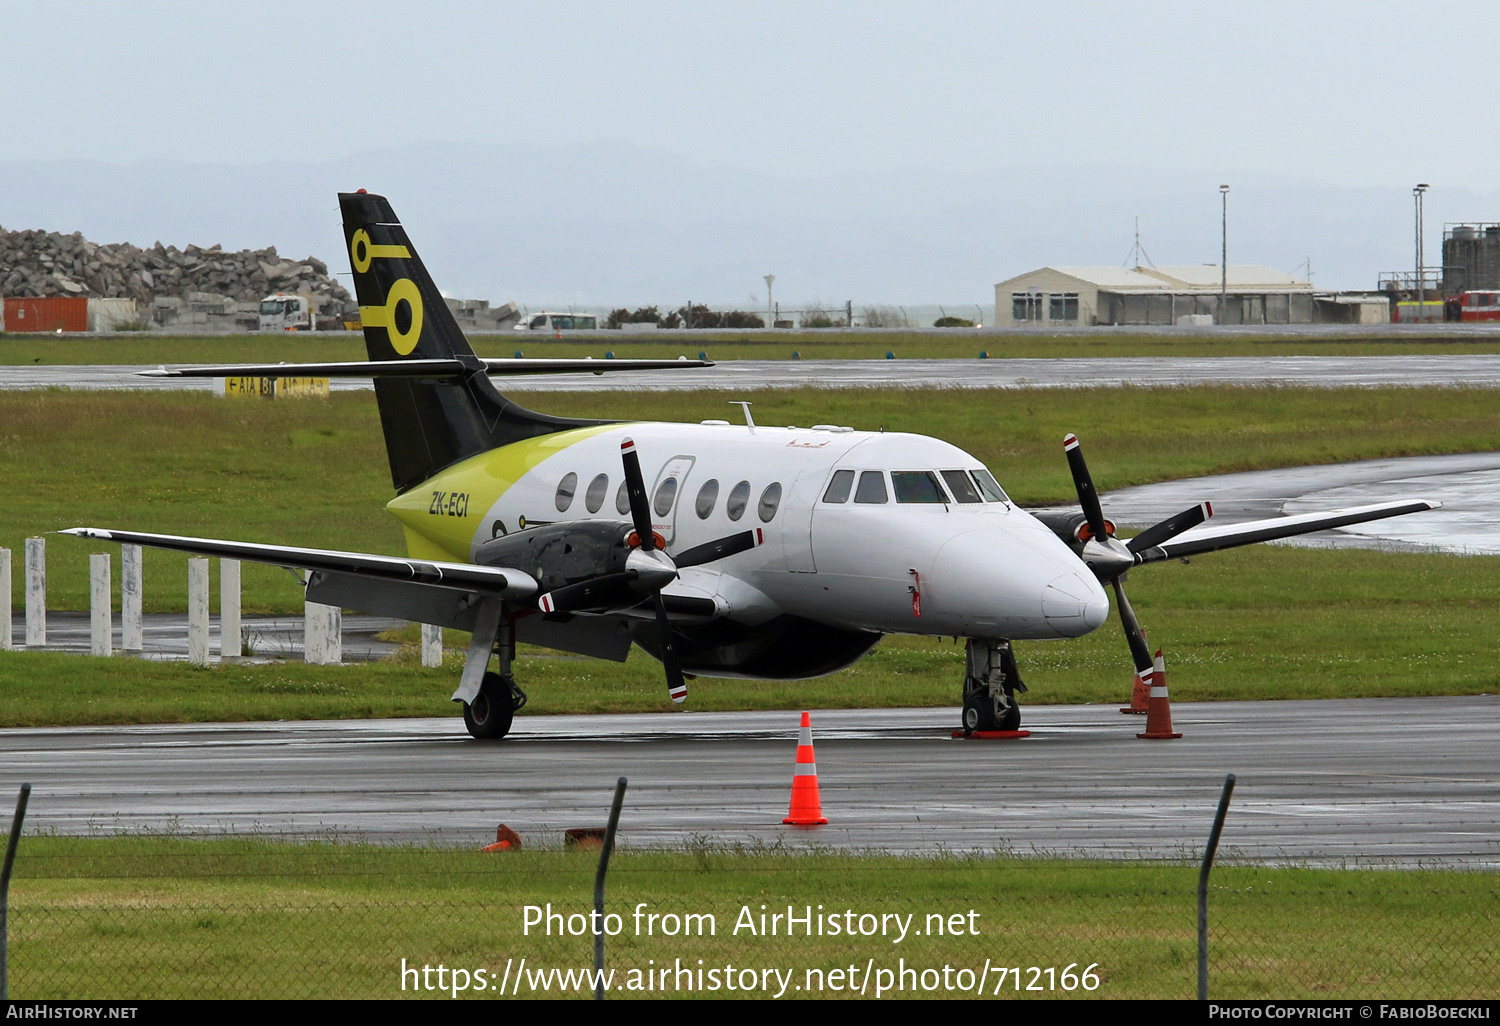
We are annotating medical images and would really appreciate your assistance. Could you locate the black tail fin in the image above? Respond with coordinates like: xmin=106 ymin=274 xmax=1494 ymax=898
xmin=339 ymin=191 xmax=598 ymax=493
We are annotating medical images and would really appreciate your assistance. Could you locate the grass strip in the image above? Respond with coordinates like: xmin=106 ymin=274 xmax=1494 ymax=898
xmin=8 ymin=838 xmax=1495 ymax=999
xmin=6 ymin=384 xmax=1500 ymax=613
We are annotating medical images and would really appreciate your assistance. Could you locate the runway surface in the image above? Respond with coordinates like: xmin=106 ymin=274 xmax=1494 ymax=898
xmin=6 ymin=353 xmax=1500 ymax=392
xmin=1098 ymin=451 xmax=1500 ymax=556
xmin=2 ymin=699 xmax=1495 ymax=865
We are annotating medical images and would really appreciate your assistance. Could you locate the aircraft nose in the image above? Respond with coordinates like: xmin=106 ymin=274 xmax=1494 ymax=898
xmin=1042 ymin=571 xmax=1110 ymax=637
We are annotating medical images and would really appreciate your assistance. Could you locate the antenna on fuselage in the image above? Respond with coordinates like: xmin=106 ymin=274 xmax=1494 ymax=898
xmin=730 ymin=401 xmax=755 ymax=430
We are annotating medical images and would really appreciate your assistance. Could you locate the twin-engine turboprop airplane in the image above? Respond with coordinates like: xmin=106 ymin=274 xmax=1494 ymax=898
xmin=64 ymin=192 xmax=1439 ymax=740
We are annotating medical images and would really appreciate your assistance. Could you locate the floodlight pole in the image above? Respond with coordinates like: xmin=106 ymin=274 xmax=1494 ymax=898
xmin=764 ymin=274 xmax=775 ymax=329
xmin=1219 ymin=185 xmax=1230 ymax=324
xmin=1414 ymin=183 xmax=1429 ymax=312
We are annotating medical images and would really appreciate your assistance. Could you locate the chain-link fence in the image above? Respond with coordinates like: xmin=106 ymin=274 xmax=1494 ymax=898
xmin=6 ymin=851 xmax=1496 ymax=999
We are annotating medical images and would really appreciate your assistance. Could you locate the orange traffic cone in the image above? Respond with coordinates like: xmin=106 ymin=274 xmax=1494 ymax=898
xmin=1121 ymin=628 xmax=1149 ymax=714
xmin=1137 ymin=650 xmax=1183 ymax=739
xmin=1120 ymin=668 xmax=1150 ymax=714
xmin=482 ymin=823 xmax=523 ymax=852
xmin=782 ymin=711 xmax=828 ymax=825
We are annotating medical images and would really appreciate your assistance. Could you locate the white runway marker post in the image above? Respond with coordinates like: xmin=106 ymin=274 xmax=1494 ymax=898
xmin=421 ymin=622 xmax=442 ymax=667
xmin=23 ymin=538 xmax=44 ymax=649
xmin=90 ymin=553 xmax=112 ymax=658
xmin=220 ymin=559 xmax=241 ymax=658
xmin=120 ymin=543 xmax=143 ymax=652
xmin=0 ymin=548 xmax=11 ymax=651
xmin=304 ymin=602 xmax=342 ymax=665
xmin=187 ymin=557 xmax=210 ymax=666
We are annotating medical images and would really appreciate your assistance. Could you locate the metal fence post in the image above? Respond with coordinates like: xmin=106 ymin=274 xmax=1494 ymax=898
xmin=1 ymin=783 xmax=33 ymax=1000
xmin=594 ymin=776 xmax=628 ymax=1000
xmin=1198 ymin=773 xmax=1236 ymax=1000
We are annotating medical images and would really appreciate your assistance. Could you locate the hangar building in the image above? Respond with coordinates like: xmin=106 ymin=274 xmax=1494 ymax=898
xmin=994 ymin=265 xmax=1315 ymax=327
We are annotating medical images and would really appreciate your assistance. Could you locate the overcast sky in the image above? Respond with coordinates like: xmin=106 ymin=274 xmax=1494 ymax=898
xmin=4 ymin=0 xmax=1495 ymax=189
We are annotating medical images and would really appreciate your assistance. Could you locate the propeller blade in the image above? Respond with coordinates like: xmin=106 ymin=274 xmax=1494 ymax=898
xmin=1063 ymin=433 xmax=1110 ymax=542
xmin=537 ymin=572 xmax=637 ymax=614
xmin=619 ymin=437 xmax=656 ymax=551
xmin=653 ymin=591 xmax=688 ymax=703
xmin=1110 ymin=578 xmax=1156 ymax=679
xmin=1127 ymin=501 xmax=1213 ymax=554
xmin=673 ymin=529 xmax=761 ymax=569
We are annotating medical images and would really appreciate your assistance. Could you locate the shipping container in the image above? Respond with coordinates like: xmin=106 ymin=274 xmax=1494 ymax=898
xmin=3 ymin=296 xmax=89 ymax=332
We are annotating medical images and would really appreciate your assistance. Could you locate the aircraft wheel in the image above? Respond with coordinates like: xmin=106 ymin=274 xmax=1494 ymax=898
xmin=962 ymin=691 xmax=1020 ymax=732
xmin=463 ymin=671 xmax=516 ymax=740
xmin=962 ymin=692 xmax=993 ymax=732
xmin=996 ymin=695 xmax=1021 ymax=732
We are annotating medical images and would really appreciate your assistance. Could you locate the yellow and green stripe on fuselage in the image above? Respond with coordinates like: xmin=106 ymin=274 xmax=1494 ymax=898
xmin=385 ymin=423 xmax=629 ymax=562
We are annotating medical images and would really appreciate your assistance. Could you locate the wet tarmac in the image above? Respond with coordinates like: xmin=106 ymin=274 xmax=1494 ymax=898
xmin=1 ymin=699 xmax=1495 ymax=864
xmin=6 ymin=353 xmax=1500 ymax=392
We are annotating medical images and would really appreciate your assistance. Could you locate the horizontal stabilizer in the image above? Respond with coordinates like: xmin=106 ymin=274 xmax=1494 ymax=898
xmin=139 ymin=357 xmax=713 ymax=378
xmin=59 ymin=527 xmax=538 ymax=598
xmin=1134 ymin=499 xmax=1440 ymax=563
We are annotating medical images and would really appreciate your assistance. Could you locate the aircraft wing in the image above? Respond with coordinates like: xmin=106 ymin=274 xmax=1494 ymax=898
xmin=1131 ymin=499 xmax=1441 ymax=564
xmin=58 ymin=528 xmax=538 ymax=598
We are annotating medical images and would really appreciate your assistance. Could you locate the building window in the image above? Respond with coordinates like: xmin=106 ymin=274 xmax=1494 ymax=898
xmin=1011 ymin=293 xmax=1044 ymax=322
xmin=1049 ymin=293 xmax=1079 ymax=321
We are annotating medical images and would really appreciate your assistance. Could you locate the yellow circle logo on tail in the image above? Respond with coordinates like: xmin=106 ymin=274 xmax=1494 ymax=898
xmin=359 ymin=277 xmax=425 ymax=355
xmin=350 ymin=229 xmax=373 ymax=273
xmin=383 ymin=278 xmax=424 ymax=355
xmin=350 ymin=228 xmax=412 ymax=274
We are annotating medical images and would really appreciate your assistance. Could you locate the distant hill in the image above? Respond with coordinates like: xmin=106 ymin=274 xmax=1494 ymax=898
xmin=0 ymin=144 xmax=1491 ymax=306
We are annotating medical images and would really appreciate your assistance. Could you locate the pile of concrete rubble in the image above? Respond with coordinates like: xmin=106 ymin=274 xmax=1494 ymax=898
xmin=0 ymin=225 xmax=358 ymax=331
xmin=0 ymin=225 xmax=351 ymax=306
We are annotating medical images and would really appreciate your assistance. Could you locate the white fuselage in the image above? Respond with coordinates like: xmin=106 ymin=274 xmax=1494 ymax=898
xmin=469 ymin=421 xmax=1109 ymax=642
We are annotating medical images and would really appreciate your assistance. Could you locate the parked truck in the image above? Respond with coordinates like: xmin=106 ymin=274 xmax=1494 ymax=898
xmin=258 ymin=293 xmax=316 ymax=332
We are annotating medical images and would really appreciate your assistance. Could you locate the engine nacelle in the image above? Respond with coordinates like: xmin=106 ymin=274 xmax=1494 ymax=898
xmin=473 ymin=520 xmax=633 ymax=592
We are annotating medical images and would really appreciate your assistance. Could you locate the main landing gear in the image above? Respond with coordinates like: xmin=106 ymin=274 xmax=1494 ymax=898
xmin=961 ymin=638 xmax=1025 ymax=733
xmin=463 ymin=670 xmax=528 ymax=740
xmin=460 ymin=611 xmax=528 ymax=740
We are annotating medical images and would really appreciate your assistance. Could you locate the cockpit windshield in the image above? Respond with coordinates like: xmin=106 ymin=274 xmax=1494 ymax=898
xmin=971 ymin=468 xmax=1010 ymax=503
xmin=259 ymin=300 xmax=285 ymax=315
xmin=891 ymin=471 xmax=948 ymax=503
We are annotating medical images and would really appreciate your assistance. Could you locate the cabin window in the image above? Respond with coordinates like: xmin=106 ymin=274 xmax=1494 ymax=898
xmin=891 ymin=471 xmax=948 ymax=503
xmin=585 ymin=474 xmax=609 ymax=513
xmin=554 ymin=472 xmax=578 ymax=512
xmin=653 ymin=477 xmax=679 ymax=517
xmin=726 ymin=480 xmax=751 ymax=521
xmin=822 ymin=469 xmax=855 ymax=503
xmin=758 ymin=482 xmax=783 ymax=522
xmin=615 ymin=480 xmax=631 ymax=515
xmin=971 ymin=468 xmax=1010 ymax=503
xmin=940 ymin=469 xmax=983 ymax=503
xmin=854 ymin=470 xmax=888 ymax=504
xmin=695 ymin=479 xmax=719 ymax=519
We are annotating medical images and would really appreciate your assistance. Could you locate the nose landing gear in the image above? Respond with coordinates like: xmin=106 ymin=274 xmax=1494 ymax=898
xmin=961 ymin=637 xmax=1025 ymax=733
